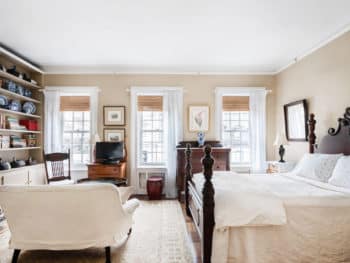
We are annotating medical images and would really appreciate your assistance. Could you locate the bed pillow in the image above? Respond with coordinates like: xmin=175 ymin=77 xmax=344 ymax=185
xmin=328 ymin=156 xmax=350 ymax=188
xmin=293 ymin=153 xmax=343 ymax=182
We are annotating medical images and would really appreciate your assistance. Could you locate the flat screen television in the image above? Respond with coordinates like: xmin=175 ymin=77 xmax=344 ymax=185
xmin=95 ymin=142 xmax=124 ymax=164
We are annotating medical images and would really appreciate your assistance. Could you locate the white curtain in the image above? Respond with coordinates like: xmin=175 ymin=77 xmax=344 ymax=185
xmin=164 ymin=90 xmax=183 ymax=198
xmin=43 ymin=90 xmax=62 ymax=153
xmin=249 ymin=89 xmax=267 ymax=172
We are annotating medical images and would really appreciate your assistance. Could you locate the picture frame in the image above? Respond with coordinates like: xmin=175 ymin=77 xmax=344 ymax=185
xmin=103 ymin=106 xmax=125 ymax=126
xmin=189 ymin=105 xmax=209 ymax=131
xmin=283 ymin=99 xmax=308 ymax=141
xmin=104 ymin=128 xmax=125 ymax=142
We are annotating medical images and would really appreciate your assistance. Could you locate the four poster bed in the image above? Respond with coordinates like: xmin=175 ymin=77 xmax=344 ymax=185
xmin=185 ymin=108 xmax=350 ymax=263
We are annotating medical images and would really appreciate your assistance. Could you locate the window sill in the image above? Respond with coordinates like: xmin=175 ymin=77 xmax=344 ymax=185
xmin=137 ymin=165 xmax=167 ymax=169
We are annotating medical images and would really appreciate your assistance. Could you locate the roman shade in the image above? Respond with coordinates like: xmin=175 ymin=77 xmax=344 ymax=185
xmin=60 ymin=96 xmax=90 ymax=111
xmin=137 ymin=96 xmax=163 ymax=111
xmin=222 ymin=96 xmax=249 ymax=111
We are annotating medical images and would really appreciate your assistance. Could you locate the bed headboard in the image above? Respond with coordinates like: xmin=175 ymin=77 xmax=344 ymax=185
xmin=308 ymin=107 xmax=350 ymax=155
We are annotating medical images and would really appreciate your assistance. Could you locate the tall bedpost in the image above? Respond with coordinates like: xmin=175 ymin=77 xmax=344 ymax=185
xmin=185 ymin=143 xmax=192 ymax=217
xmin=202 ymin=145 xmax=215 ymax=263
xmin=308 ymin=113 xmax=316 ymax=153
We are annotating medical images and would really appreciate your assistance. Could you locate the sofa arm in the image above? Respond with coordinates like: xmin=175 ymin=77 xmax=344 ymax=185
xmin=123 ymin=198 xmax=140 ymax=214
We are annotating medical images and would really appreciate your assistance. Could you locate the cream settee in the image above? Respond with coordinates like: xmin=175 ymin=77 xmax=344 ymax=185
xmin=0 ymin=183 xmax=139 ymax=263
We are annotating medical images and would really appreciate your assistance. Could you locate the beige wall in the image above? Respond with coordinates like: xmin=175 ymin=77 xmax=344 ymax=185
xmin=44 ymin=74 xmax=276 ymax=176
xmin=275 ymin=31 xmax=350 ymax=161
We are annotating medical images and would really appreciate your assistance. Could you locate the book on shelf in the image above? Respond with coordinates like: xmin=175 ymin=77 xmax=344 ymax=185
xmin=6 ymin=116 xmax=27 ymax=131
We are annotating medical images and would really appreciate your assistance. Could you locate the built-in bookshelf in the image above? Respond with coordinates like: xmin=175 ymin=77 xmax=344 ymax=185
xmin=0 ymin=46 xmax=43 ymax=164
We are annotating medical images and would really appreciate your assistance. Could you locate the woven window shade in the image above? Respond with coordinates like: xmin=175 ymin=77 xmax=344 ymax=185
xmin=60 ymin=96 xmax=90 ymax=111
xmin=222 ymin=96 xmax=249 ymax=111
xmin=137 ymin=96 xmax=163 ymax=111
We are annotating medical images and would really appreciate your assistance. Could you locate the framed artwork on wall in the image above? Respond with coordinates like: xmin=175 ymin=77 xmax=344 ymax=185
xmin=104 ymin=128 xmax=125 ymax=142
xmin=103 ymin=106 xmax=125 ymax=126
xmin=189 ymin=105 xmax=209 ymax=131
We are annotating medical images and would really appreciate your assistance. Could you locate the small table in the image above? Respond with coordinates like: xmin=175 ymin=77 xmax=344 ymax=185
xmin=267 ymin=161 xmax=296 ymax=174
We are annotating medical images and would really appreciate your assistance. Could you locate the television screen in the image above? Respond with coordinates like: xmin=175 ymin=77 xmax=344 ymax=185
xmin=95 ymin=142 xmax=124 ymax=163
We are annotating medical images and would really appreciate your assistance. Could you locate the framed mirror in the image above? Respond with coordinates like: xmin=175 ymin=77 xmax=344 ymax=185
xmin=284 ymin=99 xmax=308 ymax=141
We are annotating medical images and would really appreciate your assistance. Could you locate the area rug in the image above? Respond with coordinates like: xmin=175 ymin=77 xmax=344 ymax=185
xmin=0 ymin=200 xmax=196 ymax=263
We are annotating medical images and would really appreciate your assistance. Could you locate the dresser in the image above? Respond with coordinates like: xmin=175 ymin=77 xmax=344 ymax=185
xmin=176 ymin=141 xmax=231 ymax=201
xmin=87 ymin=162 xmax=127 ymax=180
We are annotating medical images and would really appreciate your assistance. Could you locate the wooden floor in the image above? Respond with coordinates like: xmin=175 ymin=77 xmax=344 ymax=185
xmin=181 ymin=203 xmax=202 ymax=263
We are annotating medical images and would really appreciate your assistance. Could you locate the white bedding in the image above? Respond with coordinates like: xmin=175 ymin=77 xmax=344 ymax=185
xmin=192 ymin=171 xmax=350 ymax=263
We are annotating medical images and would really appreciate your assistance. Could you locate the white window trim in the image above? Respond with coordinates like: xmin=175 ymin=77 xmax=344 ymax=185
xmin=45 ymin=86 xmax=99 ymax=171
xmin=215 ymin=87 xmax=265 ymax=140
xmin=130 ymin=86 xmax=183 ymax=192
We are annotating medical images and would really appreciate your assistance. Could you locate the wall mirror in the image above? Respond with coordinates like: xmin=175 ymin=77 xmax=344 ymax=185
xmin=284 ymin=99 xmax=308 ymax=141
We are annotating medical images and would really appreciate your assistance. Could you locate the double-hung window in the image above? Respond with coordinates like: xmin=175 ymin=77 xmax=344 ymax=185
xmin=137 ymin=95 xmax=165 ymax=166
xmin=60 ymin=96 xmax=91 ymax=169
xmin=222 ymin=96 xmax=250 ymax=166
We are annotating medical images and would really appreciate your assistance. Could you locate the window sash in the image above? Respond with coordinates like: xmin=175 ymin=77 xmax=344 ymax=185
xmin=222 ymin=110 xmax=250 ymax=165
xmin=138 ymin=110 xmax=165 ymax=166
xmin=62 ymin=111 xmax=91 ymax=167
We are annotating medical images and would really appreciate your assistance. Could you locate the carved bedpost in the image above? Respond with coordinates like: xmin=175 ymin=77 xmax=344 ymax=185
xmin=308 ymin=113 xmax=316 ymax=153
xmin=185 ymin=143 xmax=192 ymax=217
xmin=202 ymin=145 xmax=215 ymax=263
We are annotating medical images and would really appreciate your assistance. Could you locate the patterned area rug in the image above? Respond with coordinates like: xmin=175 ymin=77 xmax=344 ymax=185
xmin=0 ymin=200 xmax=195 ymax=263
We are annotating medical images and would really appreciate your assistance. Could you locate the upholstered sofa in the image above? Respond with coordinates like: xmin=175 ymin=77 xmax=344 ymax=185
xmin=0 ymin=183 xmax=139 ymax=263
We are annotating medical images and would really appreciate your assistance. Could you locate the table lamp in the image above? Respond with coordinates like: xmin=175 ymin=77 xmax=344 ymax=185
xmin=274 ymin=132 xmax=289 ymax=162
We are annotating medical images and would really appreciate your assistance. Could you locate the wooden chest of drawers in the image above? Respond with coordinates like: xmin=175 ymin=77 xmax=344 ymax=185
xmin=87 ymin=162 xmax=126 ymax=180
xmin=176 ymin=141 xmax=231 ymax=201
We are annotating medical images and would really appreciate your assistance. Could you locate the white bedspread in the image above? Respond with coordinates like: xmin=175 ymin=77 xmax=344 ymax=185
xmin=192 ymin=171 xmax=350 ymax=229
xmin=192 ymin=171 xmax=287 ymax=229
xmin=192 ymin=171 xmax=350 ymax=263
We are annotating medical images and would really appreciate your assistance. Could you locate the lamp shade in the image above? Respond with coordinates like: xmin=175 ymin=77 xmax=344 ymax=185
xmin=274 ymin=132 xmax=289 ymax=146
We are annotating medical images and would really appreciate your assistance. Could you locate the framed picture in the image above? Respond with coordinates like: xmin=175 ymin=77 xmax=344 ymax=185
xmin=104 ymin=128 xmax=125 ymax=142
xmin=103 ymin=106 xmax=125 ymax=126
xmin=189 ymin=105 xmax=209 ymax=131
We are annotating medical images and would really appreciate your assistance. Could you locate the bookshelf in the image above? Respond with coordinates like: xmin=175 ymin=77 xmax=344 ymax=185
xmin=0 ymin=47 xmax=43 ymax=164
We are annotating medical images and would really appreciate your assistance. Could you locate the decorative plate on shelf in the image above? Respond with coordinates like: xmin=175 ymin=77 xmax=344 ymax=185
xmin=23 ymin=88 xmax=32 ymax=98
xmin=0 ymin=95 xmax=8 ymax=108
xmin=16 ymin=85 xmax=24 ymax=96
xmin=22 ymin=102 xmax=36 ymax=114
xmin=9 ymin=100 xmax=21 ymax=112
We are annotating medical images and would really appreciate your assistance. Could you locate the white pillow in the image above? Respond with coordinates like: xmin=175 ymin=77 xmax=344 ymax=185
xmin=328 ymin=156 xmax=350 ymax=188
xmin=117 ymin=186 xmax=134 ymax=204
xmin=293 ymin=153 xmax=343 ymax=182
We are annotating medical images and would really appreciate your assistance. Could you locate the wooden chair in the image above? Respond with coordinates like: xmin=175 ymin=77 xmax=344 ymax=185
xmin=43 ymin=149 xmax=74 ymax=185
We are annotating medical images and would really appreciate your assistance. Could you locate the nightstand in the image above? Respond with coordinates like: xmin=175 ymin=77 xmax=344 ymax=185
xmin=267 ymin=161 xmax=296 ymax=174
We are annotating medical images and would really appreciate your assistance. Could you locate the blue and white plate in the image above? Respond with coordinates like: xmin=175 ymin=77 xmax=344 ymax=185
xmin=16 ymin=85 xmax=24 ymax=96
xmin=23 ymin=88 xmax=32 ymax=98
xmin=9 ymin=100 xmax=21 ymax=112
xmin=22 ymin=102 xmax=36 ymax=114
xmin=0 ymin=95 xmax=8 ymax=108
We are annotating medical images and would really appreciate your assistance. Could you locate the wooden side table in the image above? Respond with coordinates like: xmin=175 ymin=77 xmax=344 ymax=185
xmin=86 ymin=162 xmax=127 ymax=180
xmin=267 ymin=161 xmax=296 ymax=174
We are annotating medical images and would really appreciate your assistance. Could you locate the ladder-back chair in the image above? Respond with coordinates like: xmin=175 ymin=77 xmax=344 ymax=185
xmin=43 ymin=149 xmax=74 ymax=185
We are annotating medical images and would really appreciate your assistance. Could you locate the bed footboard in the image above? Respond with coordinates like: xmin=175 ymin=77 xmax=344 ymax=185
xmin=185 ymin=144 xmax=215 ymax=263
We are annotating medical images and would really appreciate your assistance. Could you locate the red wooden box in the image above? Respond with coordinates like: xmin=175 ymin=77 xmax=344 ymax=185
xmin=19 ymin=120 xmax=38 ymax=131
xmin=146 ymin=176 xmax=164 ymax=200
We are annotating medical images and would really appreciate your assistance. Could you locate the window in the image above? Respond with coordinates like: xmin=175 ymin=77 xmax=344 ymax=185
xmin=62 ymin=111 xmax=91 ymax=165
xmin=60 ymin=95 xmax=91 ymax=168
xmin=221 ymin=96 xmax=250 ymax=166
xmin=137 ymin=95 xmax=165 ymax=166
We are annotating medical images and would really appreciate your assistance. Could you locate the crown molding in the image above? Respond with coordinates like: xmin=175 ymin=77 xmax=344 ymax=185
xmin=43 ymin=65 xmax=277 ymax=75
xmin=276 ymin=23 xmax=350 ymax=74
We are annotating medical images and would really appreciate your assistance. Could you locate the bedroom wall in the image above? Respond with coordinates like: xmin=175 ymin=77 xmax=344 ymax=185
xmin=43 ymin=74 xmax=276 ymax=178
xmin=275 ymin=31 xmax=350 ymax=162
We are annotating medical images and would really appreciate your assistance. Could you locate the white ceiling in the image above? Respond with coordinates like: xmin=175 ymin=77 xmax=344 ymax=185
xmin=1 ymin=0 xmax=350 ymax=74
